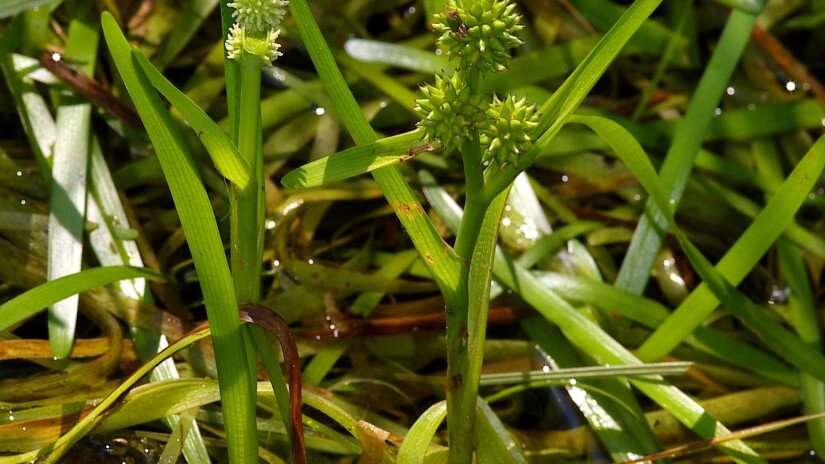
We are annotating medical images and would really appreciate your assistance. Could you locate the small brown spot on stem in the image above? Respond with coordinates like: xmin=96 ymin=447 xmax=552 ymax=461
xmin=459 ymin=326 xmax=468 ymax=347
xmin=452 ymin=374 xmax=463 ymax=389
xmin=395 ymin=202 xmax=424 ymax=217
xmin=403 ymin=143 xmax=435 ymax=162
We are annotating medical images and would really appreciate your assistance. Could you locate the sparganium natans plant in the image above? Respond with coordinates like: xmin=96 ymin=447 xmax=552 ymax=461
xmin=85 ymin=0 xmax=794 ymax=460
xmin=87 ymin=0 xmax=788 ymax=461
xmin=276 ymin=4 xmax=540 ymax=457
xmin=412 ymin=0 xmax=539 ymax=461
xmin=101 ymin=1 xmax=300 ymax=463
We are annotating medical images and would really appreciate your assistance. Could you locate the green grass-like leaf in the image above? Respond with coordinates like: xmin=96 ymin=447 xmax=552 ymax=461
xmin=681 ymin=239 xmax=825 ymax=381
xmin=615 ymin=5 xmax=763 ymax=294
xmin=133 ymin=50 xmax=251 ymax=189
xmin=101 ymin=12 xmax=258 ymax=463
xmin=34 ymin=322 xmax=212 ymax=464
xmin=0 ymin=265 xmax=163 ymax=332
xmin=396 ymin=400 xmax=447 ymax=464
xmin=282 ymin=129 xmax=429 ymax=188
xmin=421 ymin=171 xmax=767 ymax=463
xmin=0 ymin=0 xmax=56 ymax=19
xmin=637 ymin=133 xmax=825 ymax=361
xmin=535 ymin=272 xmax=798 ymax=385
xmin=46 ymin=19 xmax=99 ymax=358
xmin=572 ymin=114 xmax=825 ymax=384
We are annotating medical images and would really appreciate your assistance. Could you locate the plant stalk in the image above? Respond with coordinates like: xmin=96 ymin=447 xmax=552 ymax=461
xmin=232 ymin=50 xmax=303 ymax=458
xmin=228 ymin=50 xmax=270 ymax=460
xmin=448 ymin=185 xmax=509 ymax=463
xmin=445 ymin=63 xmax=499 ymax=461
xmin=232 ymin=52 xmax=265 ymax=304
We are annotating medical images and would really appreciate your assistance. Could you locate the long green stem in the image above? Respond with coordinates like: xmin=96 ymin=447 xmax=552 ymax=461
xmin=230 ymin=51 xmax=274 ymax=460
xmin=233 ymin=49 xmax=302 ymax=458
xmin=453 ymin=153 xmax=486 ymax=258
xmin=232 ymin=52 xmax=264 ymax=304
xmin=458 ymin=66 xmax=484 ymax=215
xmin=444 ymin=198 xmax=480 ymax=462
xmin=452 ymin=187 xmax=510 ymax=463
xmin=442 ymin=61 xmax=494 ymax=461
xmin=453 ymin=67 xmax=485 ymax=258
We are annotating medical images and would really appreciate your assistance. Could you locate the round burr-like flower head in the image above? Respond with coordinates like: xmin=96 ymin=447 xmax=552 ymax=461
xmin=480 ymin=94 xmax=539 ymax=165
xmin=414 ymin=71 xmax=490 ymax=155
xmin=434 ymin=0 xmax=523 ymax=74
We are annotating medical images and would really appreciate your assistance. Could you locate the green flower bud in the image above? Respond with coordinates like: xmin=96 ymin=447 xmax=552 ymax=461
xmin=414 ymin=71 xmax=490 ymax=155
xmin=434 ymin=0 xmax=523 ymax=74
xmin=480 ymin=94 xmax=539 ymax=165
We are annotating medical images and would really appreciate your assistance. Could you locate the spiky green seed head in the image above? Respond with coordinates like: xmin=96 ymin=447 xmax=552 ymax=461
xmin=228 ymin=0 xmax=289 ymax=33
xmin=415 ymin=71 xmax=490 ymax=154
xmin=481 ymin=94 xmax=539 ymax=165
xmin=434 ymin=0 xmax=523 ymax=74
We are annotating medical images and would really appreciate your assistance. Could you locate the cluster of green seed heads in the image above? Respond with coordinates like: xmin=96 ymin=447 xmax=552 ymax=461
xmin=415 ymin=0 xmax=539 ymax=167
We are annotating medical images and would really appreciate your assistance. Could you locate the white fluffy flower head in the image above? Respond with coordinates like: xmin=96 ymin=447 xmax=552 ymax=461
xmin=228 ymin=0 xmax=289 ymax=32
xmin=225 ymin=0 xmax=287 ymax=65
xmin=225 ymin=24 xmax=282 ymax=66
xmin=261 ymin=28 xmax=283 ymax=64
xmin=225 ymin=24 xmax=245 ymax=61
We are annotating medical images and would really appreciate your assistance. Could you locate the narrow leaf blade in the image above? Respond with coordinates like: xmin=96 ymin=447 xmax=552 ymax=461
xmin=46 ymin=19 xmax=99 ymax=358
xmin=133 ymin=50 xmax=251 ymax=189
xmin=281 ymin=130 xmax=429 ymax=188
xmin=0 ymin=266 xmax=163 ymax=331
xmin=397 ymin=401 xmax=448 ymax=464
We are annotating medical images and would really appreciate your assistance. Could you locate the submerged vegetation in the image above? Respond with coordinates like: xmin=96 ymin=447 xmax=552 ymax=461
xmin=0 ymin=0 xmax=825 ymax=463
